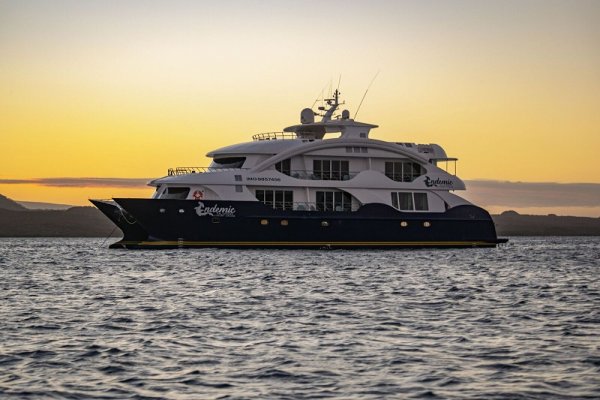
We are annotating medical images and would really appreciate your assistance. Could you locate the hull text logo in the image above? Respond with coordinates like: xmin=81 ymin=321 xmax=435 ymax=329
xmin=424 ymin=176 xmax=454 ymax=187
xmin=194 ymin=202 xmax=236 ymax=217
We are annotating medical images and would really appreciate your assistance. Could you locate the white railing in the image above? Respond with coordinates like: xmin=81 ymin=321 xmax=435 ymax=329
xmin=285 ymin=170 xmax=358 ymax=181
xmin=262 ymin=202 xmax=360 ymax=212
xmin=252 ymin=132 xmax=298 ymax=141
xmin=167 ymin=167 xmax=247 ymax=176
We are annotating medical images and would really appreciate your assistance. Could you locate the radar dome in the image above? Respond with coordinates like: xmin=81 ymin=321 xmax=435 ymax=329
xmin=341 ymin=109 xmax=350 ymax=120
xmin=300 ymin=108 xmax=314 ymax=124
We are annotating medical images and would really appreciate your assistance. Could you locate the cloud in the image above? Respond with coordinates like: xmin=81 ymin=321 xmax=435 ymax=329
xmin=464 ymin=180 xmax=600 ymax=208
xmin=0 ymin=177 xmax=151 ymax=188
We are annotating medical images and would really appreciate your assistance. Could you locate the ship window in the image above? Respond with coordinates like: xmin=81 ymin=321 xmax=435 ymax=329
xmin=213 ymin=157 xmax=246 ymax=168
xmin=316 ymin=190 xmax=352 ymax=212
xmin=414 ymin=193 xmax=428 ymax=211
xmin=275 ymin=159 xmax=291 ymax=176
xmin=255 ymin=189 xmax=293 ymax=210
xmin=399 ymin=193 xmax=413 ymax=210
xmin=284 ymin=190 xmax=293 ymax=209
xmin=265 ymin=190 xmax=274 ymax=208
xmin=313 ymin=159 xmax=349 ymax=180
xmin=385 ymin=161 xmax=425 ymax=182
xmin=160 ymin=187 xmax=190 ymax=199
xmin=234 ymin=175 xmax=242 ymax=181
xmin=256 ymin=190 xmax=265 ymax=203
xmin=235 ymin=185 xmax=243 ymax=193
xmin=275 ymin=190 xmax=284 ymax=209
xmin=391 ymin=192 xmax=429 ymax=211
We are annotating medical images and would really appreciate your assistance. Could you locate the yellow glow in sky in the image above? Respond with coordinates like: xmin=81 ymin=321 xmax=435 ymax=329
xmin=1 ymin=1 xmax=599 ymax=212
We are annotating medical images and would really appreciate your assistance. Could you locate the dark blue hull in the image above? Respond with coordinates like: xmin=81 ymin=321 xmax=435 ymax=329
xmin=91 ymin=199 xmax=507 ymax=249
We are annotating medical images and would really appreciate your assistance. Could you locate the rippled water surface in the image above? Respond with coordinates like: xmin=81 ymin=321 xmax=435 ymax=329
xmin=1 ymin=237 xmax=599 ymax=399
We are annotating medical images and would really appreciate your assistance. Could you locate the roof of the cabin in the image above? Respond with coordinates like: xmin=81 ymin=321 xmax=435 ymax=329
xmin=206 ymin=139 xmax=306 ymax=157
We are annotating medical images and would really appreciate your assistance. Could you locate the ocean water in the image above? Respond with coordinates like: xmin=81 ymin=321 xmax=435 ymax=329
xmin=0 ymin=237 xmax=599 ymax=399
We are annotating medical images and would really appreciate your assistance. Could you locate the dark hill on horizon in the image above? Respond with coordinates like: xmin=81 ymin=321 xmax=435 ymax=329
xmin=0 ymin=194 xmax=27 ymax=211
xmin=0 ymin=194 xmax=599 ymax=237
xmin=492 ymin=210 xmax=600 ymax=236
xmin=0 ymin=194 xmax=121 ymax=237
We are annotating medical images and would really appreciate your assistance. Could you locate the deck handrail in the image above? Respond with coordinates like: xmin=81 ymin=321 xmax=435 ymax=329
xmin=252 ymin=132 xmax=297 ymax=141
xmin=265 ymin=201 xmax=360 ymax=212
xmin=167 ymin=167 xmax=248 ymax=176
xmin=284 ymin=170 xmax=358 ymax=181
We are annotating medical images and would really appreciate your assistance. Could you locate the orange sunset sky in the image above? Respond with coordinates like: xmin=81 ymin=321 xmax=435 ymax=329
xmin=1 ymin=1 xmax=599 ymax=216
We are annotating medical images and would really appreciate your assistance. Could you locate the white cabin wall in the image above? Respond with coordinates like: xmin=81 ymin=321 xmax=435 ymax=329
xmin=424 ymin=192 xmax=446 ymax=212
xmin=205 ymin=185 xmax=256 ymax=201
xmin=436 ymin=191 xmax=474 ymax=207
xmin=242 ymin=155 xmax=269 ymax=168
xmin=289 ymin=156 xmax=304 ymax=173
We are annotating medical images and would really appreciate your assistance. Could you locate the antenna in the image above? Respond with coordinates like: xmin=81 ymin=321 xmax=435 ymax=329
xmin=354 ymin=71 xmax=380 ymax=119
xmin=336 ymin=74 xmax=342 ymax=92
xmin=311 ymin=82 xmax=328 ymax=109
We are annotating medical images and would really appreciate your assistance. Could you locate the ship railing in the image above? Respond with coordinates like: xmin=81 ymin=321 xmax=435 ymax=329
xmin=291 ymin=202 xmax=360 ymax=212
xmin=282 ymin=170 xmax=359 ymax=181
xmin=265 ymin=202 xmax=359 ymax=212
xmin=167 ymin=167 xmax=248 ymax=176
xmin=252 ymin=132 xmax=297 ymax=141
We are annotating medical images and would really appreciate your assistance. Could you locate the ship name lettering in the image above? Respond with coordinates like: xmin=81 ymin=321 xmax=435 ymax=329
xmin=424 ymin=176 xmax=454 ymax=187
xmin=194 ymin=202 xmax=236 ymax=217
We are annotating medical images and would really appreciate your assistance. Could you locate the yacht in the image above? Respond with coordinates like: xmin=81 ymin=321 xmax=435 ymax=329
xmin=92 ymin=90 xmax=507 ymax=249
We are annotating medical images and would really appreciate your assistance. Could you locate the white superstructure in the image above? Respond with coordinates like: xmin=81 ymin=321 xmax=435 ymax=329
xmin=149 ymin=90 xmax=472 ymax=214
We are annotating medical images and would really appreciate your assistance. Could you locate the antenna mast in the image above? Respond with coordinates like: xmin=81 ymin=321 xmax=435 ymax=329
xmin=354 ymin=71 xmax=380 ymax=119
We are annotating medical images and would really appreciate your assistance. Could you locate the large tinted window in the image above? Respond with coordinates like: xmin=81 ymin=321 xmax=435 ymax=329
xmin=385 ymin=161 xmax=425 ymax=182
xmin=316 ymin=190 xmax=352 ymax=211
xmin=414 ymin=193 xmax=428 ymax=210
xmin=213 ymin=157 xmax=246 ymax=168
xmin=313 ymin=160 xmax=349 ymax=180
xmin=275 ymin=159 xmax=291 ymax=175
xmin=161 ymin=187 xmax=190 ymax=199
xmin=255 ymin=189 xmax=294 ymax=210
xmin=390 ymin=192 xmax=429 ymax=211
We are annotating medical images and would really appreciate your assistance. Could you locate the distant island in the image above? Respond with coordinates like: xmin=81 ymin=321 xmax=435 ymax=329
xmin=0 ymin=194 xmax=120 ymax=237
xmin=0 ymin=194 xmax=599 ymax=237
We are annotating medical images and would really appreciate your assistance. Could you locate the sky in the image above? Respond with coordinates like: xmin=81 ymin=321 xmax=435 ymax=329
xmin=1 ymin=0 xmax=599 ymax=216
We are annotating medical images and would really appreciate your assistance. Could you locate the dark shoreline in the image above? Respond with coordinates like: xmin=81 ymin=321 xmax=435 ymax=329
xmin=0 ymin=207 xmax=598 ymax=238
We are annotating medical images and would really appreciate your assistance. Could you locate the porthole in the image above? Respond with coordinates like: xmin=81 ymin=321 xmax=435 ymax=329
xmin=423 ymin=221 xmax=431 ymax=228
xmin=281 ymin=220 xmax=289 ymax=226
xmin=260 ymin=219 xmax=269 ymax=226
xmin=159 ymin=208 xmax=166 ymax=213
xmin=321 ymin=221 xmax=329 ymax=227
xmin=212 ymin=217 xmax=220 ymax=224
xmin=400 ymin=221 xmax=408 ymax=227
xmin=178 ymin=209 xmax=185 ymax=214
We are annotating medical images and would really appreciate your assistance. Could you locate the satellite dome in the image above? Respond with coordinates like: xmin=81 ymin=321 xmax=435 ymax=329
xmin=300 ymin=108 xmax=314 ymax=124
